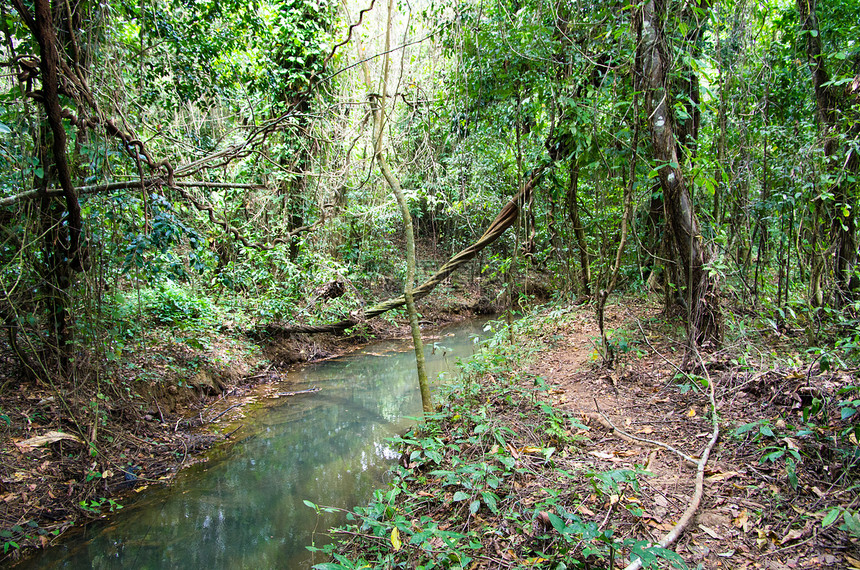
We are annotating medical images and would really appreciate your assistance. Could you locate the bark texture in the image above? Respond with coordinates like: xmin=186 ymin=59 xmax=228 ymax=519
xmin=635 ymin=0 xmax=721 ymax=346
xmin=796 ymin=0 xmax=859 ymax=305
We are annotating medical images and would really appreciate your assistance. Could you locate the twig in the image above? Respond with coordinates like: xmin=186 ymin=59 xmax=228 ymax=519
xmin=245 ymin=365 xmax=274 ymax=382
xmin=206 ymin=403 xmax=241 ymax=423
xmin=274 ymin=387 xmax=320 ymax=397
xmin=224 ymin=425 xmax=242 ymax=439
xmin=767 ymin=531 xmax=816 ymax=557
xmin=177 ymin=437 xmax=188 ymax=469
xmin=592 ymin=397 xmax=697 ymax=465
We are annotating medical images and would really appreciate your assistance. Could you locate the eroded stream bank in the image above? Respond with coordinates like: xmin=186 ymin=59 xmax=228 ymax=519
xmin=16 ymin=318 xmax=493 ymax=569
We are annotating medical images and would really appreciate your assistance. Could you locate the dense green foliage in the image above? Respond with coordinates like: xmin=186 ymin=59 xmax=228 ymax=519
xmin=1 ymin=0 xmax=859 ymax=491
xmin=2 ymin=0 xmax=860 ymax=563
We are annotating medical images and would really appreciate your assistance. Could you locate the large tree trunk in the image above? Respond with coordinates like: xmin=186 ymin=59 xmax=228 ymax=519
xmin=635 ymin=0 xmax=721 ymax=346
xmin=796 ymin=0 xmax=859 ymax=306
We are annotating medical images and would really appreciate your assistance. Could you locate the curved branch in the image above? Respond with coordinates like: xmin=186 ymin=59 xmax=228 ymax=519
xmin=256 ymin=166 xmax=546 ymax=336
xmin=23 ymin=0 xmax=84 ymax=270
xmin=623 ymin=364 xmax=719 ymax=570
xmin=171 ymin=185 xmax=325 ymax=251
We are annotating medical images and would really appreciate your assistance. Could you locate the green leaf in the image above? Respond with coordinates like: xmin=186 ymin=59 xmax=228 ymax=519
xmin=761 ymin=449 xmax=784 ymax=463
xmin=469 ymin=499 xmax=480 ymax=515
xmin=822 ymin=507 xmax=841 ymax=527
xmin=733 ymin=422 xmax=759 ymax=436
xmin=548 ymin=513 xmax=566 ymax=533
xmin=844 ymin=511 xmax=860 ymax=537
xmin=452 ymin=491 xmax=470 ymax=502
xmin=0 ymin=122 xmax=11 ymax=134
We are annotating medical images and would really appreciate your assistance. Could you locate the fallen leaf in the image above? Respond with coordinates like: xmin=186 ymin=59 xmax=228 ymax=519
xmin=707 ymin=470 xmax=740 ymax=482
xmin=844 ymin=554 xmax=860 ymax=569
xmin=576 ymin=504 xmax=595 ymax=517
xmin=780 ymin=528 xmax=805 ymax=544
xmin=733 ymin=510 xmax=749 ymax=530
xmin=15 ymin=431 xmax=83 ymax=450
xmin=699 ymin=524 xmax=724 ymax=540
xmin=1 ymin=472 xmax=28 ymax=483
xmin=519 ymin=446 xmax=543 ymax=454
xmin=391 ymin=527 xmax=401 ymax=551
xmin=635 ymin=426 xmax=655 ymax=434
xmin=688 ymin=407 xmax=697 ymax=417
xmin=589 ymin=451 xmax=615 ymax=460
xmin=647 ymin=520 xmax=675 ymax=531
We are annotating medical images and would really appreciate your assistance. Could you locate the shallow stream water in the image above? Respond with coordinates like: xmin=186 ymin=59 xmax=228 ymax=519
xmin=22 ymin=319 xmax=493 ymax=569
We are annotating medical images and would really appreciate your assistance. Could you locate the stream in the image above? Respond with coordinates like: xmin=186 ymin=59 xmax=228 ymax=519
xmin=22 ymin=318 xmax=493 ymax=569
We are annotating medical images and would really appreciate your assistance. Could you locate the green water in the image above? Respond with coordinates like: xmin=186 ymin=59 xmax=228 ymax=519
xmin=21 ymin=319 xmax=490 ymax=569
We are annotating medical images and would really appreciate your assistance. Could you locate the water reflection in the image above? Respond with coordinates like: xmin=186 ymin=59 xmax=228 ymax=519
xmin=22 ymin=320 xmax=490 ymax=569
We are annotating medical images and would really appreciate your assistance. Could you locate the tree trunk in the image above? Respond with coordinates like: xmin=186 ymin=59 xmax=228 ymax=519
xmin=635 ymin=0 xmax=721 ymax=347
xmin=796 ymin=0 xmax=858 ymax=305
xmin=566 ymin=161 xmax=591 ymax=296
xmin=372 ymin=0 xmax=432 ymax=414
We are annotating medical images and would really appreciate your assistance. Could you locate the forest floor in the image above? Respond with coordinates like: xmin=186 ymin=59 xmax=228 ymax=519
xmin=522 ymin=299 xmax=858 ymax=568
xmin=328 ymin=297 xmax=860 ymax=569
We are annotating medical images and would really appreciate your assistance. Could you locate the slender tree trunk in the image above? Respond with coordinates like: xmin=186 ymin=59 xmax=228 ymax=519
xmin=566 ymin=161 xmax=591 ymax=296
xmin=635 ymin=0 xmax=722 ymax=347
xmin=370 ymin=0 xmax=432 ymax=413
xmin=712 ymin=18 xmax=726 ymax=226
xmin=598 ymin=92 xmax=639 ymax=367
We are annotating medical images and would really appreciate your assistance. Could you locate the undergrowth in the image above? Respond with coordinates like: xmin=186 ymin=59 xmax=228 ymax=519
xmin=307 ymin=309 xmax=685 ymax=569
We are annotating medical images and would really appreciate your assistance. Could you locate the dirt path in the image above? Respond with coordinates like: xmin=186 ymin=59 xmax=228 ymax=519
xmin=526 ymin=299 xmax=856 ymax=569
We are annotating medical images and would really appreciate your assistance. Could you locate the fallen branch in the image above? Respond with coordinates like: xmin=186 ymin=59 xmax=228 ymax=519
xmin=274 ymin=387 xmax=320 ymax=397
xmin=206 ymin=403 xmax=242 ymax=424
xmin=623 ymin=363 xmax=719 ymax=570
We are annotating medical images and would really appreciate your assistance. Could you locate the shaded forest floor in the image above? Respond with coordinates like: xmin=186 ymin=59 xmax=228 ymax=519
xmin=326 ymin=298 xmax=860 ymax=569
